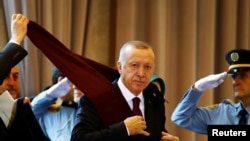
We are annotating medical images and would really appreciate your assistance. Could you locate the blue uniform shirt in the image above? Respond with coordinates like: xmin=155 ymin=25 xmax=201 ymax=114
xmin=171 ymin=87 xmax=250 ymax=134
xmin=31 ymin=91 xmax=77 ymax=141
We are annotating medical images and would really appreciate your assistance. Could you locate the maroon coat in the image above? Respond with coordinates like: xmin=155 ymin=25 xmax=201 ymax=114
xmin=27 ymin=21 xmax=132 ymax=126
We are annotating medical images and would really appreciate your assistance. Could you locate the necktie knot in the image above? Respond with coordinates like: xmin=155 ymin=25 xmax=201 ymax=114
xmin=239 ymin=109 xmax=248 ymax=125
xmin=132 ymin=97 xmax=142 ymax=116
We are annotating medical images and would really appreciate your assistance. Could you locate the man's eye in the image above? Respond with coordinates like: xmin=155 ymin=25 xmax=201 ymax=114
xmin=13 ymin=75 xmax=19 ymax=80
xmin=237 ymin=73 xmax=249 ymax=79
xmin=131 ymin=64 xmax=138 ymax=68
xmin=145 ymin=65 xmax=152 ymax=70
xmin=243 ymin=74 xmax=248 ymax=78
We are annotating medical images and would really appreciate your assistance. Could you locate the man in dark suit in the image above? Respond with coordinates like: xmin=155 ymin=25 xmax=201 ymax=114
xmin=27 ymin=20 xmax=179 ymax=141
xmin=71 ymin=41 xmax=179 ymax=141
xmin=0 ymin=13 xmax=28 ymax=140
xmin=0 ymin=14 xmax=28 ymax=92
xmin=0 ymin=13 xmax=49 ymax=141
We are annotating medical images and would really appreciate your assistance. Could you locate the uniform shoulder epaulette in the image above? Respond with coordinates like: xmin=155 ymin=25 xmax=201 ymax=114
xmin=205 ymin=99 xmax=235 ymax=109
xmin=48 ymin=103 xmax=61 ymax=112
xmin=205 ymin=104 xmax=219 ymax=109
xmin=62 ymin=100 xmax=78 ymax=109
xmin=48 ymin=100 xmax=77 ymax=112
xmin=221 ymin=99 xmax=235 ymax=105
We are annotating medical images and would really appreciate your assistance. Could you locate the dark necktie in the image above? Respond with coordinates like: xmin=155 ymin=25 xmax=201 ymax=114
xmin=132 ymin=98 xmax=144 ymax=141
xmin=238 ymin=109 xmax=248 ymax=125
xmin=132 ymin=97 xmax=142 ymax=116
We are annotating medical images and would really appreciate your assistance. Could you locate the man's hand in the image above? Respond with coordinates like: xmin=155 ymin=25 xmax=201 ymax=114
xmin=10 ymin=14 xmax=29 ymax=44
xmin=161 ymin=132 xmax=179 ymax=141
xmin=23 ymin=97 xmax=31 ymax=107
xmin=124 ymin=116 xmax=149 ymax=136
xmin=194 ymin=71 xmax=227 ymax=92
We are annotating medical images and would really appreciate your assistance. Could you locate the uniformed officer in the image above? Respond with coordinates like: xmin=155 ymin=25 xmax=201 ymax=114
xmin=31 ymin=67 xmax=84 ymax=141
xmin=171 ymin=49 xmax=250 ymax=134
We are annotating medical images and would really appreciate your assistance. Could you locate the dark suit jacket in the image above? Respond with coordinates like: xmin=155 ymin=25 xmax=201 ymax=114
xmin=0 ymin=98 xmax=49 ymax=141
xmin=71 ymin=81 xmax=166 ymax=141
xmin=0 ymin=42 xmax=28 ymax=84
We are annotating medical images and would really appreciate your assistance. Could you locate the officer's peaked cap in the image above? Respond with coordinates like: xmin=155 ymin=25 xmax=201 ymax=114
xmin=226 ymin=49 xmax=250 ymax=75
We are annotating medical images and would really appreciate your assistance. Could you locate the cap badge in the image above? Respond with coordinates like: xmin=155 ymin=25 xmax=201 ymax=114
xmin=230 ymin=52 xmax=239 ymax=62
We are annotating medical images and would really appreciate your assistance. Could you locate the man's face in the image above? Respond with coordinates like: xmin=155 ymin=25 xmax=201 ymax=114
xmin=117 ymin=47 xmax=155 ymax=95
xmin=232 ymin=70 xmax=250 ymax=101
xmin=1 ymin=66 xmax=20 ymax=99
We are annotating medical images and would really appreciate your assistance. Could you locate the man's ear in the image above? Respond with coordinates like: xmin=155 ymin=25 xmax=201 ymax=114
xmin=117 ymin=62 xmax=122 ymax=74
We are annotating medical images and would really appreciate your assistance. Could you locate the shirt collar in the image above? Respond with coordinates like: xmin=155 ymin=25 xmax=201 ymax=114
xmin=117 ymin=78 xmax=143 ymax=102
xmin=236 ymin=101 xmax=250 ymax=115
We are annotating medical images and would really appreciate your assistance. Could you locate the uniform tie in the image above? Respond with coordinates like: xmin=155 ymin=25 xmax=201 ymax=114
xmin=238 ymin=109 xmax=248 ymax=125
xmin=132 ymin=97 xmax=142 ymax=116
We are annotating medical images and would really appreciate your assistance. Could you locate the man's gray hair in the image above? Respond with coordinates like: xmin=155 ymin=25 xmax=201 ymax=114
xmin=118 ymin=41 xmax=153 ymax=63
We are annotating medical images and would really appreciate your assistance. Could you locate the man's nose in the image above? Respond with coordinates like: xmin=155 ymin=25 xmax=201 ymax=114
xmin=137 ymin=67 xmax=146 ymax=76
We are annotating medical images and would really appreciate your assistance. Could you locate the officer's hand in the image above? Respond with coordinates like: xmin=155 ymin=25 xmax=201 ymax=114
xmin=46 ymin=77 xmax=71 ymax=99
xmin=194 ymin=72 xmax=227 ymax=92
xmin=124 ymin=116 xmax=149 ymax=136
